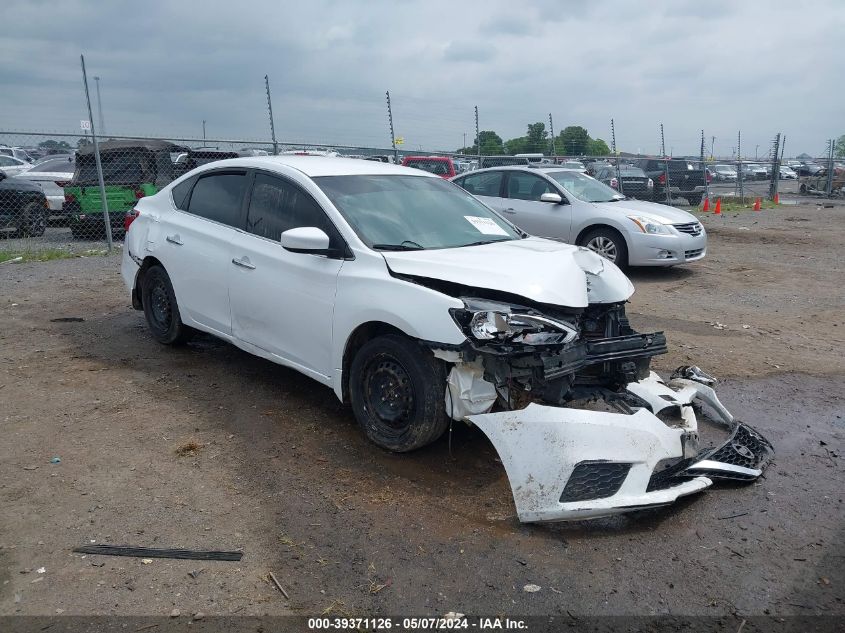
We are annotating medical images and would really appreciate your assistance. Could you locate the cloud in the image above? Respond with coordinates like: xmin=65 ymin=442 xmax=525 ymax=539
xmin=0 ymin=0 xmax=842 ymax=155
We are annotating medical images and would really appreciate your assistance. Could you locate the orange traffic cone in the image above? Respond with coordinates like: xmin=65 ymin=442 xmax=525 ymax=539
xmin=714 ymin=198 xmax=721 ymax=215
xmin=702 ymin=197 xmax=710 ymax=212
xmin=773 ymin=193 xmax=780 ymax=204
xmin=753 ymin=197 xmax=761 ymax=211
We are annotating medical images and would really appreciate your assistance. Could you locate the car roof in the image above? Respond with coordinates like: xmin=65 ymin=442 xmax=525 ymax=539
xmin=192 ymin=155 xmax=439 ymax=178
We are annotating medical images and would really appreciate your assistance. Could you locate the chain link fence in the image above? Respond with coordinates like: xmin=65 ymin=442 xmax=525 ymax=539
xmin=2 ymin=130 xmax=842 ymax=260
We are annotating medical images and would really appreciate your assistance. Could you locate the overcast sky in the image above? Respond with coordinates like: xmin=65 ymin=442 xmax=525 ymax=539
xmin=2 ymin=0 xmax=842 ymax=157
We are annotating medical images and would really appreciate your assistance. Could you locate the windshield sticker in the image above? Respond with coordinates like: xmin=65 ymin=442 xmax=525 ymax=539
xmin=464 ymin=216 xmax=509 ymax=236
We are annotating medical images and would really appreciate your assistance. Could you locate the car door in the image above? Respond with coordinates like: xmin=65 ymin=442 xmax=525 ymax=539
xmin=501 ymin=170 xmax=572 ymax=240
xmin=162 ymin=170 xmax=247 ymax=336
xmin=228 ymin=171 xmax=346 ymax=379
xmin=455 ymin=170 xmax=506 ymax=212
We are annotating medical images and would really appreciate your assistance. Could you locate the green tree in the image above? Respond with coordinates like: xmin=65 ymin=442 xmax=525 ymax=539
xmin=524 ymin=122 xmax=548 ymax=154
xmin=38 ymin=139 xmax=72 ymax=150
xmin=557 ymin=126 xmax=590 ymax=156
xmin=504 ymin=136 xmax=528 ymax=155
xmin=458 ymin=130 xmax=505 ymax=155
xmin=587 ymin=138 xmax=611 ymax=156
xmin=835 ymin=134 xmax=845 ymax=159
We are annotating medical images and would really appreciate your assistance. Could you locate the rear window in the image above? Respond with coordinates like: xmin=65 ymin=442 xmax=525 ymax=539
xmin=186 ymin=172 xmax=246 ymax=227
xmin=404 ymin=159 xmax=453 ymax=176
xmin=29 ymin=157 xmax=75 ymax=173
xmin=75 ymin=152 xmax=153 ymax=185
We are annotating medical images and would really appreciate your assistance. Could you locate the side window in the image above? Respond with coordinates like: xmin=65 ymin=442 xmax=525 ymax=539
xmin=245 ymin=173 xmax=343 ymax=246
xmin=171 ymin=176 xmax=195 ymax=210
xmin=0 ymin=156 xmax=15 ymax=166
xmin=186 ymin=172 xmax=246 ymax=227
xmin=505 ymin=172 xmax=555 ymax=201
xmin=460 ymin=171 xmax=503 ymax=197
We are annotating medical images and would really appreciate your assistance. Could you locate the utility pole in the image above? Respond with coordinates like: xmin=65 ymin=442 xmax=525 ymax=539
xmin=548 ymin=113 xmax=556 ymax=157
xmin=737 ymin=131 xmax=743 ymax=200
xmin=463 ymin=132 xmax=466 ymax=155
xmin=265 ymin=75 xmax=279 ymax=155
xmin=94 ymin=76 xmax=105 ymax=136
xmin=386 ymin=91 xmax=397 ymax=164
xmin=710 ymin=136 xmax=715 ymax=159
xmin=660 ymin=123 xmax=670 ymax=203
xmin=80 ymin=55 xmax=112 ymax=250
xmin=202 ymin=120 xmax=206 ymax=144
xmin=611 ymin=118 xmax=622 ymax=195
xmin=701 ymin=129 xmax=709 ymax=203
xmin=755 ymin=144 xmax=759 ymax=160
xmin=474 ymin=105 xmax=480 ymax=165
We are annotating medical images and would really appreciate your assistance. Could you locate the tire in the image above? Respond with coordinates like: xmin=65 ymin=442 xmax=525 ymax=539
xmin=15 ymin=202 xmax=47 ymax=238
xmin=349 ymin=333 xmax=449 ymax=452
xmin=799 ymin=184 xmax=807 ymax=194
xmin=686 ymin=194 xmax=703 ymax=206
xmin=140 ymin=265 xmax=194 ymax=345
xmin=579 ymin=226 xmax=629 ymax=268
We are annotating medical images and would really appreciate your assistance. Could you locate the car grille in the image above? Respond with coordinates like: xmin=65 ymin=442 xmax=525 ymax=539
xmin=685 ymin=248 xmax=704 ymax=259
xmin=673 ymin=222 xmax=703 ymax=236
xmin=559 ymin=462 xmax=631 ymax=502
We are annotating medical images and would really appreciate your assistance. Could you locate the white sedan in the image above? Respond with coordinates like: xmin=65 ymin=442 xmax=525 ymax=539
xmin=0 ymin=155 xmax=31 ymax=177
xmin=122 ymin=156 xmax=771 ymax=522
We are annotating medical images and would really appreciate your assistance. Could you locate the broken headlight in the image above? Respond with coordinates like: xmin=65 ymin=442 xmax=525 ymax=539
xmin=450 ymin=299 xmax=579 ymax=345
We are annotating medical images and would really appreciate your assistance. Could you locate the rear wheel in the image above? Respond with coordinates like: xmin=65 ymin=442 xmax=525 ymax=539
xmin=349 ymin=334 xmax=449 ymax=452
xmin=141 ymin=265 xmax=193 ymax=345
xmin=15 ymin=202 xmax=47 ymax=238
xmin=579 ymin=226 xmax=629 ymax=268
xmin=686 ymin=193 xmax=703 ymax=206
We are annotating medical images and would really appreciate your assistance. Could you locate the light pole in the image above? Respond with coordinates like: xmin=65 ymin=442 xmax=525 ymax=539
xmin=710 ymin=136 xmax=715 ymax=159
xmin=94 ymin=76 xmax=105 ymax=136
xmin=463 ymin=132 xmax=466 ymax=155
xmin=755 ymin=145 xmax=759 ymax=160
xmin=202 ymin=120 xmax=206 ymax=144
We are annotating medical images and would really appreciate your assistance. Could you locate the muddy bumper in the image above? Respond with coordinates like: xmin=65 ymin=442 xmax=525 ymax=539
xmin=468 ymin=371 xmax=773 ymax=523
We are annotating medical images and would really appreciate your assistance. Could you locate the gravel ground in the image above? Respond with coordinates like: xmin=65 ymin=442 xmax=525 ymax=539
xmin=0 ymin=203 xmax=842 ymax=619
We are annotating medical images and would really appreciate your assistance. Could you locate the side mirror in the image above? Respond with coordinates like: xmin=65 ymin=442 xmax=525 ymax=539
xmin=280 ymin=226 xmax=334 ymax=256
xmin=540 ymin=192 xmax=562 ymax=204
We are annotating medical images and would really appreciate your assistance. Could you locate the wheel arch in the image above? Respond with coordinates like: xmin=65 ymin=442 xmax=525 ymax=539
xmin=575 ymin=222 xmax=630 ymax=249
xmin=340 ymin=321 xmax=410 ymax=403
xmin=132 ymin=256 xmax=165 ymax=310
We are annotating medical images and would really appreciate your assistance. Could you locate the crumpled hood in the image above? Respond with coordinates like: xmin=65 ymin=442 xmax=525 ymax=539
xmin=382 ymin=237 xmax=634 ymax=308
xmin=597 ymin=199 xmax=700 ymax=224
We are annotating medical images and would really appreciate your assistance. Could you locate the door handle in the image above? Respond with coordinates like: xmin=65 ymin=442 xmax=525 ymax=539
xmin=165 ymin=234 xmax=183 ymax=245
xmin=231 ymin=257 xmax=256 ymax=270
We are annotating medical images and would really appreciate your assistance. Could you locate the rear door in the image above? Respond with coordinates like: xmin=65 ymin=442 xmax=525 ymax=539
xmin=161 ymin=170 xmax=247 ymax=336
xmin=501 ymin=171 xmax=572 ymax=240
xmin=228 ymin=171 xmax=345 ymax=378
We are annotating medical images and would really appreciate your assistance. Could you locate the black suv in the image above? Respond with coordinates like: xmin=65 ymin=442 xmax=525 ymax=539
xmin=634 ymin=158 xmax=706 ymax=205
xmin=0 ymin=172 xmax=49 ymax=237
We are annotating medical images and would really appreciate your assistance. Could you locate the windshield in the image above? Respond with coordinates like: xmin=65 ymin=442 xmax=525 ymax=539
xmin=314 ymin=175 xmax=520 ymax=250
xmin=545 ymin=170 xmax=624 ymax=203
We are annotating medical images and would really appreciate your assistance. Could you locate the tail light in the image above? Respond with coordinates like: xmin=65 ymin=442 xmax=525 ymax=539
xmin=134 ymin=189 xmax=146 ymax=200
xmin=124 ymin=208 xmax=139 ymax=232
xmin=706 ymin=171 xmax=713 ymax=183
xmin=657 ymin=173 xmax=667 ymax=185
xmin=610 ymin=177 xmax=618 ymax=189
xmin=64 ymin=192 xmax=76 ymax=203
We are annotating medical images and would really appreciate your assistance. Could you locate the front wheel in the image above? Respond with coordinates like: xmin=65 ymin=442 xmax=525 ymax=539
xmin=141 ymin=265 xmax=193 ymax=345
xmin=349 ymin=334 xmax=449 ymax=452
xmin=579 ymin=227 xmax=629 ymax=268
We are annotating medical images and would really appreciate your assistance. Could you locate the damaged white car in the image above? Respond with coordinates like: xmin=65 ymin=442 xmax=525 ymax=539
xmin=122 ymin=156 xmax=773 ymax=523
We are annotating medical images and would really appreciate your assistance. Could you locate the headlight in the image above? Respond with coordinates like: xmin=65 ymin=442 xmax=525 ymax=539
xmin=451 ymin=300 xmax=579 ymax=345
xmin=628 ymin=215 xmax=671 ymax=235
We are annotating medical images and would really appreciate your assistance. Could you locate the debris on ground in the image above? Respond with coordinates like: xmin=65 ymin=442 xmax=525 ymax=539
xmin=72 ymin=544 xmax=243 ymax=561
xmin=50 ymin=457 xmax=61 ymax=464
xmin=523 ymin=584 xmax=541 ymax=593
xmin=49 ymin=317 xmax=85 ymax=322
xmin=170 ymin=608 xmax=180 ymax=618
xmin=175 ymin=441 xmax=204 ymax=457
xmin=267 ymin=571 xmax=291 ymax=599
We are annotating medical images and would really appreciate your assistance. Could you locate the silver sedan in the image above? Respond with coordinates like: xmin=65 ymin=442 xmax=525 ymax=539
xmin=451 ymin=166 xmax=706 ymax=267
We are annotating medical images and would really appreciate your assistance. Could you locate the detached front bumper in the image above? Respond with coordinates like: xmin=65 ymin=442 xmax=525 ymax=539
xmin=468 ymin=371 xmax=773 ymax=523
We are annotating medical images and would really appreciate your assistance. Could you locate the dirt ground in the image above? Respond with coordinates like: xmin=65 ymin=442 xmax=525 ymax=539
xmin=0 ymin=203 xmax=843 ymax=619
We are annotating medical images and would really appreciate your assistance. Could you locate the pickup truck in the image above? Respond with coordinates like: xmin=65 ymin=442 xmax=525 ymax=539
xmin=634 ymin=158 xmax=707 ymax=206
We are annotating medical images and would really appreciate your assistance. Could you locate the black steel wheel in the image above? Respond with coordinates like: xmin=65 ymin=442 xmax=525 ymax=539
xmin=349 ymin=334 xmax=449 ymax=452
xmin=141 ymin=265 xmax=193 ymax=345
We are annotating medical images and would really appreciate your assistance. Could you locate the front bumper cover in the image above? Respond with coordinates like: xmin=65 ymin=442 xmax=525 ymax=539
xmin=468 ymin=370 xmax=773 ymax=523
